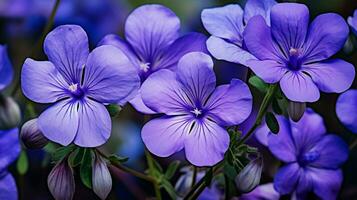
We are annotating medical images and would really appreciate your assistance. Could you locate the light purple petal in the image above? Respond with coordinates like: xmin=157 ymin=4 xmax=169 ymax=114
xmin=38 ymin=99 xmax=79 ymax=146
xmin=44 ymin=25 xmax=89 ymax=84
xmin=184 ymin=118 xmax=229 ymax=166
xmin=129 ymin=91 xmax=156 ymax=114
xmin=240 ymin=183 xmax=280 ymax=200
xmin=21 ymin=58 xmax=69 ymax=103
xmin=83 ymin=45 xmax=140 ymax=104
xmin=254 ymin=123 xmax=271 ymax=146
xmin=74 ymin=99 xmax=111 ymax=147
xmin=206 ymin=36 xmax=256 ymax=66
xmin=206 ymin=79 xmax=252 ymax=126
xmin=302 ymin=59 xmax=355 ymax=93
xmin=0 ymin=45 xmax=13 ymax=90
xmin=0 ymin=173 xmax=18 ymax=200
xmin=0 ymin=128 xmax=20 ymax=171
xmin=125 ymin=4 xmax=180 ymax=62
xmin=336 ymin=89 xmax=357 ymax=133
xmin=244 ymin=0 xmax=277 ymax=25
xmin=273 ymin=163 xmax=301 ymax=195
xmin=247 ymin=60 xmax=287 ymax=83
xmin=280 ymin=71 xmax=320 ymax=102
xmin=348 ymin=10 xmax=357 ymax=35
xmin=307 ymin=168 xmax=343 ymax=200
xmin=142 ymin=116 xmax=191 ymax=157
xmin=303 ymin=14 xmax=349 ymax=62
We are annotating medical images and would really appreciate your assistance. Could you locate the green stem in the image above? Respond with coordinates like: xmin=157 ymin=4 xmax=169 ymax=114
xmin=349 ymin=138 xmax=357 ymax=150
xmin=145 ymin=150 xmax=162 ymax=200
xmin=191 ymin=166 xmax=197 ymax=189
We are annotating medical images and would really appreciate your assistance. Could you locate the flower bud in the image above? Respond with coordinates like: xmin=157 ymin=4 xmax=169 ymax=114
xmin=92 ymin=154 xmax=112 ymax=200
xmin=20 ymin=118 xmax=49 ymax=149
xmin=48 ymin=159 xmax=75 ymax=200
xmin=0 ymin=95 xmax=21 ymax=130
xmin=235 ymin=157 xmax=263 ymax=193
xmin=288 ymin=101 xmax=306 ymax=122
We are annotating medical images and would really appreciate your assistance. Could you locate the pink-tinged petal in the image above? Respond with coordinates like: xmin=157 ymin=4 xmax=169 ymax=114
xmin=44 ymin=25 xmax=89 ymax=84
xmin=38 ymin=99 xmax=79 ymax=146
xmin=302 ymin=59 xmax=355 ymax=93
xmin=273 ymin=163 xmax=301 ymax=194
xmin=74 ymin=99 xmax=111 ymax=147
xmin=280 ymin=71 xmax=320 ymax=102
xmin=201 ymin=4 xmax=244 ymax=44
xmin=142 ymin=116 xmax=192 ymax=157
xmin=206 ymin=36 xmax=256 ymax=66
xmin=83 ymin=45 xmax=140 ymax=104
xmin=176 ymin=52 xmax=215 ymax=104
xmin=336 ymin=89 xmax=357 ymax=133
xmin=0 ymin=45 xmax=13 ymax=90
xmin=206 ymin=79 xmax=252 ymax=126
xmin=0 ymin=128 xmax=20 ymax=171
xmin=247 ymin=60 xmax=287 ymax=83
xmin=0 ymin=173 xmax=17 ymax=200
xmin=244 ymin=0 xmax=277 ymax=25
xmin=184 ymin=119 xmax=229 ymax=166
xmin=21 ymin=58 xmax=68 ymax=103
xmin=125 ymin=4 xmax=180 ymax=62
xmin=129 ymin=91 xmax=156 ymax=114
xmin=307 ymin=168 xmax=343 ymax=200
xmin=303 ymin=14 xmax=349 ymax=62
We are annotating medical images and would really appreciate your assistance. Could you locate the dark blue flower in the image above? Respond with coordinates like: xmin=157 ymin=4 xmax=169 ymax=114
xmin=0 ymin=45 xmax=13 ymax=91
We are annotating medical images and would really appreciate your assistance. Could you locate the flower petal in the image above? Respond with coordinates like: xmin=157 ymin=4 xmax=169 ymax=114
xmin=201 ymin=4 xmax=244 ymax=44
xmin=246 ymin=59 xmax=287 ymax=83
xmin=38 ymin=99 xmax=79 ymax=146
xmin=303 ymin=13 xmax=349 ymax=62
xmin=206 ymin=79 xmax=252 ymax=126
xmin=273 ymin=163 xmax=301 ymax=194
xmin=336 ymin=89 xmax=357 ymax=133
xmin=0 ymin=128 xmax=20 ymax=171
xmin=141 ymin=116 xmax=192 ymax=157
xmin=280 ymin=71 xmax=320 ymax=102
xmin=0 ymin=45 xmax=13 ymax=90
xmin=129 ymin=91 xmax=156 ymax=114
xmin=44 ymin=25 xmax=89 ymax=84
xmin=302 ymin=59 xmax=355 ymax=93
xmin=244 ymin=0 xmax=277 ymax=25
xmin=21 ymin=58 xmax=69 ymax=103
xmin=240 ymin=183 xmax=280 ymax=200
xmin=74 ymin=99 xmax=111 ymax=147
xmin=184 ymin=118 xmax=229 ymax=166
xmin=125 ymin=4 xmax=180 ymax=62
xmin=0 ymin=173 xmax=18 ymax=200
xmin=308 ymin=168 xmax=343 ymax=200
xmin=83 ymin=45 xmax=140 ymax=104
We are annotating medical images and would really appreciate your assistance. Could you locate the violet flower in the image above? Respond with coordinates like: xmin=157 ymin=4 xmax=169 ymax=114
xmin=99 ymin=4 xmax=208 ymax=114
xmin=267 ymin=109 xmax=348 ymax=199
xmin=336 ymin=89 xmax=357 ymax=133
xmin=21 ymin=25 xmax=140 ymax=147
xmin=0 ymin=45 xmax=13 ymax=91
xmin=201 ymin=0 xmax=277 ymax=66
xmin=141 ymin=52 xmax=252 ymax=166
xmin=244 ymin=3 xmax=355 ymax=102
xmin=239 ymin=183 xmax=280 ymax=200
xmin=348 ymin=9 xmax=357 ymax=35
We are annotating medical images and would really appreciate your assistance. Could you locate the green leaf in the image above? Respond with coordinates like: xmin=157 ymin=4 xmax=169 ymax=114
xmin=17 ymin=151 xmax=29 ymax=175
xmin=161 ymin=179 xmax=177 ymax=199
xmin=265 ymin=112 xmax=279 ymax=134
xmin=68 ymin=148 xmax=85 ymax=167
xmin=108 ymin=154 xmax=129 ymax=164
xmin=164 ymin=161 xmax=180 ymax=180
xmin=153 ymin=159 xmax=164 ymax=173
xmin=248 ymin=76 xmax=268 ymax=93
xmin=223 ymin=163 xmax=237 ymax=181
xmin=52 ymin=145 xmax=76 ymax=162
xmin=272 ymin=98 xmax=283 ymax=115
xmin=106 ymin=104 xmax=122 ymax=117
xmin=80 ymin=148 xmax=93 ymax=189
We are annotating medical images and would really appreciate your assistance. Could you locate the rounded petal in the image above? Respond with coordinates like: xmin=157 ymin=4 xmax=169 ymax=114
xmin=201 ymin=4 xmax=244 ymax=44
xmin=206 ymin=79 xmax=252 ymax=126
xmin=303 ymin=13 xmax=349 ymax=62
xmin=74 ymin=99 xmax=111 ymax=147
xmin=184 ymin=119 xmax=229 ymax=166
xmin=247 ymin=60 xmax=287 ymax=83
xmin=83 ymin=45 xmax=140 ymax=104
xmin=280 ymin=71 xmax=320 ymax=102
xmin=125 ymin=4 xmax=180 ymax=61
xmin=142 ymin=116 xmax=191 ymax=157
xmin=273 ymin=163 xmax=301 ymax=195
xmin=302 ymin=59 xmax=355 ymax=93
xmin=336 ymin=89 xmax=357 ymax=133
xmin=44 ymin=25 xmax=89 ymax=84
xmin=38 ymin=99 xmax=79 ymax=146
xmin=244 ymin=0 xmax=277 ymax=25
xmin=129 ymin=91 xmax=156 ymax=114
xmin=308 ymin=168 xmax=343 ymax=200
xmin=240 ymin=183 xmax=280 ymax=200
xmin=0 ymin=173 xmax=18 ymax=200
xmin=0 ymin=128 xmax=20 ymax=171
xmin=0 ymin=45 xmax=13 ymax=90
xmin=21 ymin=58 xmax=69 ymax=103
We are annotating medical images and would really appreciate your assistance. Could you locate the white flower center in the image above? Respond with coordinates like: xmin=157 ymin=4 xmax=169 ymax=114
xmin=190 ymin=108 xmax=202 ymax=117
xmin=68 ymin=83 xmax=78 ymax=93
xmin=140 ymin=62 xmax=150 ymax=72
xmin=289 ymin=47 xmax=301 ymax=57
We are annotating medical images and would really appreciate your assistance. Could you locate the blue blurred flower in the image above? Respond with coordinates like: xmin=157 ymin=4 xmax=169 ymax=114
xmin=239 ymin=183 xmax=280 ymax=200
xmin=348 ymin=9 xmax=357 ymax=35
xmin=336 ymin=89 xmax=357 ymax=133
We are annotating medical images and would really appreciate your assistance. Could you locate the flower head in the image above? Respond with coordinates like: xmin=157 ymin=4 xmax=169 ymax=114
xmin=0 ymin=45 xmax=13 ymax=91
xmin=244 ymin=3 xmax=355 ymax=102
xmin=21 ymin=24 xmax=140 ymax=147
xmin=348 ymin=9 xmax=357 ymax=35
xmin=141 ymin=52 xmax=252 ymax=166
xmin=336 ymin=89 xmax=357 ymax=133
xmin=99 ymin=4 xmax=208 ymax=114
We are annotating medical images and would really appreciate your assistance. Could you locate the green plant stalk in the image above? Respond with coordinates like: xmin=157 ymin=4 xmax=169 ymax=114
xmin=191 ymin=166 xmax=197 ymax=189
xmin=145 ymin=149 xmax=162 ymax=200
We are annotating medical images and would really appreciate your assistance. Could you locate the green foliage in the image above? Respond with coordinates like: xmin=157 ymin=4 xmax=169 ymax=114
xmin=265 ymin=112 xmax=279 ymax=134
xmin=164 ymin=160 xmax=180 ymax=180
xmin=107 ymin=154 xmax=129 ymax=164
xmin=68 ymin=148 xmax=85 ymax=167
xmin=106 ymin=104 xmax=122 ymax=117
xmin=248 ymin=76 xmax=269 ymax=93
xmin=80 ymin=148 xmax=93 ymax=189
xmin=51 ymin=145 xmax=76 ymax=162
xmin=17 ymin=150 xmax=29 ymax=175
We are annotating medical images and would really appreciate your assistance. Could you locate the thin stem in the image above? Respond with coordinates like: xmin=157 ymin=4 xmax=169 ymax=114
xmin=191 ymin=166 xmax=197 ymax=189
xmin=145 ymin=149 xmax=162 ymax=200
xmin=349 ymin=138 xmax=357 ymax=150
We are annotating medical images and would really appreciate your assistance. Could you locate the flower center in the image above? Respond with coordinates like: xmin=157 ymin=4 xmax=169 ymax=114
xmin=287 ymin=47 xmax=302 ymax=71
xmin=190 ymin=108 xmax=202 ymax=117
xmin=68 ymin=83 xmax=84 ymax=99
xmin=299 ymin=150 xmax=320 ymax=166
xmin=140 ymin=62 xmax=150 ymax=73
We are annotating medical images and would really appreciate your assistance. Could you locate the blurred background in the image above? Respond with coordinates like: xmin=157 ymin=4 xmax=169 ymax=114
xmin=0 ymin=0 xmax=356 ymax=199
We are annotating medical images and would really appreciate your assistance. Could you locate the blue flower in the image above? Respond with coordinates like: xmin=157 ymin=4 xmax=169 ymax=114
xmin=0 ymin=45 xmax=13 ymax=91
xmin=336 ymin=89 xmax=357 ymax=133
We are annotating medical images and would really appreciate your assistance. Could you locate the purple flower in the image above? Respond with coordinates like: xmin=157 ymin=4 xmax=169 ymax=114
xmin=201 ymin=0 xmax=277 ymax=66
xmin=266 ymin=109 xmax=348 ymax=199
xmin=99 ymin=4 xmax=208 ymax=114
xmin=21 ymin=25 xmax=140 ymax=147
xmin=244 ymin=3 xmax=355 ymax=102
xmin=0 ymin=128 xmax=20 ymax=200
xmin=0 ymin=45 xmax=13 ymax=91
xmin=336 ymin=89 xmax=357 ymax=133
xmin=239 ymin=183 xmax=280 ymax=200
xmin=348 ymin=9 xmax=357 ymax=35
xmin=140 ymin=52 xmax=252 ymax=166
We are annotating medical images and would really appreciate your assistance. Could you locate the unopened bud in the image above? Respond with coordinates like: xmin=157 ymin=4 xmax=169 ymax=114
xmin=20 ymin=118 xmax=48 ymax=149
xmin=48 ymin=159 xmax=75 ymax=200
xmin=288 ymin=101 xmax=306 ymax=122
xmin=235 ymin=157 xmax=263 ymax=193
xmin=0 ymin=95 xmax=21 ymax=130
xmin=92 ymin=154 xmax=112 ymax=200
